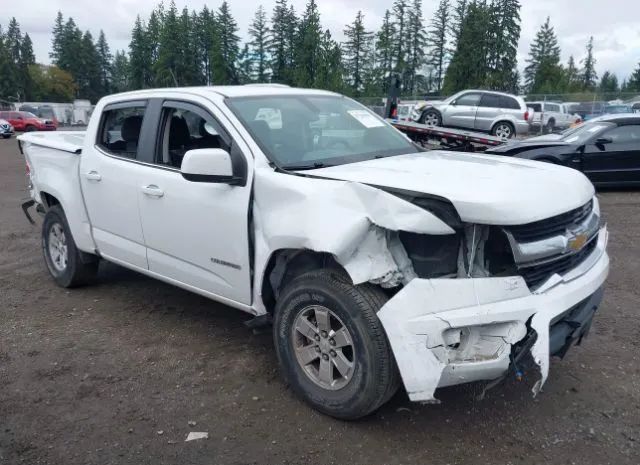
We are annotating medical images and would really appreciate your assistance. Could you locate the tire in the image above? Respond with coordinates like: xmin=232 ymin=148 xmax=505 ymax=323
xmin=419 ymin=109 xmax=442 ymax=127
xmin=492 ymin=121 xmax=515 ymax=139
xmin=2 ymin=135 xmax=10 ymax=139
xmin=42 ymin=205 xmax=98 ymax=287
xmin=25 ymin=125 xmax=37 ymax=132
xmin=545 ymin=119 xmax=556 ymax=134
xmin=273 ymin=269 xmax=400 ymax=420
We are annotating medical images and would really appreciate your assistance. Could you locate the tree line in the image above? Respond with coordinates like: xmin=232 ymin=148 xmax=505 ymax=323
xmin=1 ymin=0 xmax=640 ymax=104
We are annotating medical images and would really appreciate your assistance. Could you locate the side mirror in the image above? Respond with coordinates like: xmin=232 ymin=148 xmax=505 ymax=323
xmin=450 ymin=100 xmax=457 ymax=106
xmin=595 ymin=137 xmax=613 ymax=145
xmin=180 ymin=148 xmax=241 ymax=184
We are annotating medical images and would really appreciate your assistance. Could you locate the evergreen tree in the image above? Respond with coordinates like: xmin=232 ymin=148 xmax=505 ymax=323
xmin=197 ymin=6 xmax=216 ymax=85
xmin=248 ymin=5 xmax=270 ymax=82
xmin=111 ymin=50 xmax=130 ymax=92
xmin=375 ymin=10 xmax=395 ymax=94
xmin=391 ymin=0 xmax=409 ymax=77
xmin=50 ymin=12 xmax=64 ymax=63
xmin=448 ymin=0 xmax=468 ymax=52
xmin=96 ymin=30 xmax=112 ymax=96
xmin=427 ymin=0 xmax=450 ymax=93
xmin=129 ymin=15 xmax=152 ymax=89
xmin=294 ymin=0 xmax=322 ymax=87
xmin=0 ymin=26 xmax=16 ymax=99
xmin=213 ymin=1 xmax=240 ymax=84
xmin=406 ymin=0 xmax=427 ymax=94
xmin=486 ymin=0 xmax=521 ymax=92
xmin=599 ymin=70 xmax=619 ymax=94
xmin=270 ymin=0 xmax=292 ymax=83
xmin=77 ymin=31 xmax=101 ymax=101
xmin=580 ymin=36 xmax=597 ymax=90
xmin=564 ymin=55 xmax=580 ymax=92
xmin=20 ymin=33 xmax=36 ymax=99
xmin=154 ymin=0 xmax=181 ymax=86
xmin=524 ymin=17 xmax=563 ymax=94
xmin=626 ymin=62 xmax=640 ymax=92
xmin=317 ymin=29 xmax=344 ymax=92
xmin=443 ymin=1 xmax=492 ymax=93
xmin=236 ymin=43 xmax=253 ymax=84
xmin=343 ymin=11 xmax=373 ymax=96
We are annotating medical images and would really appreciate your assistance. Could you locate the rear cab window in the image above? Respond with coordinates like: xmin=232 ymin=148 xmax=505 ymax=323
xmin=96 ymin=103 xmax=147 ymax=159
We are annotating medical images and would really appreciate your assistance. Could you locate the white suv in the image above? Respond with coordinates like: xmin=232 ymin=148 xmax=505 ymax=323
xmin=412 ymin=90 xmax=533 ymax=138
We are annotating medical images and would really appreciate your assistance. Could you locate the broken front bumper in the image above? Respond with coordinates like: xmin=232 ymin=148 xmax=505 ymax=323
xmin=378 ymin=225 xmax=609 ymax=402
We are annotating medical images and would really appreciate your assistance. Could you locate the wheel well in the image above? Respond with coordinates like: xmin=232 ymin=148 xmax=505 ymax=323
xmin=261 ymin=249 xmax=346 ymax=313
xmin=40 ymin=192 xmax=60 ymax=209
xmin=493 ymin=120 xmax=515 ymax=130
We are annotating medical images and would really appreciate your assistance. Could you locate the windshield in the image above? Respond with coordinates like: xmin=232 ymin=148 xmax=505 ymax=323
xmin=606 ymin=105 xmax=630 ymax=114
xmin=560 ymin=122 xmax=614 ymax=144
xmin=22 ymin=112 xmax=38 ymax=118
xmin=227 ymin=95 xmax=419 ymax=169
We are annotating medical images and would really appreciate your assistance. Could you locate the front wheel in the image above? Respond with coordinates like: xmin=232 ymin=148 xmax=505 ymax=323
xmin=1 ymin=135 xmax=10 ymax=139
xmin=42 ymin=205 xmax=98 ymax=287
xmin=25 ymin=125 xmax=37 ymax=132
xmin=419 ymin=109 xmax=442 ymax=127
xmin=492 ymin=121 xmax=515 ymax=139
xmin=273 ymin=269 xmax=399 ymax=420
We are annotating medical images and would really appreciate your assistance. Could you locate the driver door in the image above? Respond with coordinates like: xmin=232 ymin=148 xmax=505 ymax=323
xmin=443 ymin=92 xmax=482 ymax=129
xmin=582 ymin=124 xmax=640 ymax=184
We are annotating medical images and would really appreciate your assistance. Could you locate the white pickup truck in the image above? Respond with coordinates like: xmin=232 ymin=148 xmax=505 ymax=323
xmin=528 ymin=101 xmax=582 ymax=132
xmin=18 ymin=85 xmax=609 ymax=419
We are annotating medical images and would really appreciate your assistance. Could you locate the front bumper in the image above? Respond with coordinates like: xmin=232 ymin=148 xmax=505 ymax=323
xmin=378 ymin=225 xmax=609 ymax=402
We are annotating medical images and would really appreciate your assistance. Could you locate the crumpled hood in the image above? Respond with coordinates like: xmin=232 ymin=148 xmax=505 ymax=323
xmin=303 ymin=151 xmax=595 ymax=226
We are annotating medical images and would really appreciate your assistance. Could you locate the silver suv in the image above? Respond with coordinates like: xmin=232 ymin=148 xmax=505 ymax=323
xmin=412 ymin=90 xmax=533 ymax=138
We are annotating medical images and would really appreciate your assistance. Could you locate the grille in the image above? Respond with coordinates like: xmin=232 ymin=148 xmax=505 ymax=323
xmin=519 ymin=238 xmax=597 ymax=289
xmin=508 ymin=200 xmax=593 ymax=243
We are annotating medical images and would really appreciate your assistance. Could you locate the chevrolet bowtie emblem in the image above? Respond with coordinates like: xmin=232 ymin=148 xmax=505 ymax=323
xmin=568 ymin=233 xmax=588 ymax=251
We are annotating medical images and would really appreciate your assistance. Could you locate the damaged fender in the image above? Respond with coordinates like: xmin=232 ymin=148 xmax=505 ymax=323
xmin=251 ymin=169 xmax=454 ymax=314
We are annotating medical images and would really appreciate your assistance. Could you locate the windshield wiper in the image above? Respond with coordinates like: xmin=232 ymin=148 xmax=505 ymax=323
xmin=282 ymin=162 xmax=333 ymax=171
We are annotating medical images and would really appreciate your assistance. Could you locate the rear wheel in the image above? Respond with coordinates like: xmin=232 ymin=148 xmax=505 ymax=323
xmin=419 ymin=109 xmax=442 ymax=127
xmin=492 ymin=121 xmax=515 ymax=139
xmin=545 ymin=119 xmax=556 ymax=134
xmin=273 ymin=269 xmax=399 ymax=420
xmin=25 ymin=125 xmax=37 ymax=132
xmin=2 ymin=135 xmax=10 ymax=139
xmin=42 ymin=205 xmax=98 ymax=287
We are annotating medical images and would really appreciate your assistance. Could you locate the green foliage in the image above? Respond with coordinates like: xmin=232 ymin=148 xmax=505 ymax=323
xmin=427 ymin=0 xmax=450 ymax=92
xmin=626 ymin=62 xmax=640 ymax=92
xmin=28 ymin=64 xmax=77 ymax=101
xmin=599 ymin=70 xmax=619 ymax=94
xmin=343 ymin=11 xmax=374 ymax=96
xmin=580 ymin=37 xmax=598 ymax=91
xmin=524 ymin=17 xmax=563 ymax=94
xmin=294 ymin=0 xmax=323 ymax=87
xmin=248 ymin=5 xmax=270 ymax=82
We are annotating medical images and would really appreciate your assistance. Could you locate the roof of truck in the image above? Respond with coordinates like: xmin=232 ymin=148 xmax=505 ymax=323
xmin=108 ymin=84 xmax=340 ymax=100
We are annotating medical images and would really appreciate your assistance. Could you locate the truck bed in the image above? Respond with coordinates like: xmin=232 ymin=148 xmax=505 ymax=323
xmin=18 ymin=131 xmax=86 ymax=154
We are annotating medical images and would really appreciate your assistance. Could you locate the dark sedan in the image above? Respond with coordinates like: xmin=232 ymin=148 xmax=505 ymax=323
xmin=486 ymin=115 xmax=640 ymax=186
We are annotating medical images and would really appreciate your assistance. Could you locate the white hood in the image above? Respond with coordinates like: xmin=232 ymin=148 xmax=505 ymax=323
xmin=303 ymin=151 xmax=595 ymax=226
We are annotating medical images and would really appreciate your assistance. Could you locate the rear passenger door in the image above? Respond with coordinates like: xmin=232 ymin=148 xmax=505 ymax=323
xmin=443 ymin=92 xmax=481 ymax=129
xmin=80 ymin=100 xmax=153 ymax=269
xmin=136 ymin=98 xmax=253 ymax=305
xmin=474 ymin=94 xmax=502 ymax=131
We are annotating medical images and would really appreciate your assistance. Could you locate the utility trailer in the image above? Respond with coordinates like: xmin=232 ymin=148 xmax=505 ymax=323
xmin=389 ymin=119 xmax=508 ymax=152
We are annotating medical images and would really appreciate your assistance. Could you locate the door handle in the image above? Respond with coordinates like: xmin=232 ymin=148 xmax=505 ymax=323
xmin=84 ymin=170 xmax=101 ymax=181
xmin=141 ymin=184 xmax=164 ymax=198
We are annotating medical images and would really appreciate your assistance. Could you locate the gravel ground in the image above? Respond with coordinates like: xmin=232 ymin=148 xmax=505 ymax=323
xmin=0 ymin=136 xmax=638 ymax=465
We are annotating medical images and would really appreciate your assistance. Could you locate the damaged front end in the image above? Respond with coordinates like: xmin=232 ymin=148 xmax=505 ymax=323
xmin=377 ymin=196 xmax=609 ymax=402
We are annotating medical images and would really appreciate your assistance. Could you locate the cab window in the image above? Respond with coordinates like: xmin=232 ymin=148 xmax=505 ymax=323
xmin=156 ymin=105 xmax=229 ymax=169
xmin=97 ymin=105 xmax=146 ymax=159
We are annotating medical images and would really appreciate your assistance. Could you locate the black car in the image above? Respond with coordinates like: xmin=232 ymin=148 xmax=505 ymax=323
xmin=486 ymin=115 xmax=640 ymax=186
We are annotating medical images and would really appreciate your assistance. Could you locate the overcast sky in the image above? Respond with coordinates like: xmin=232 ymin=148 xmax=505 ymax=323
xmin=3 ymin=0 xmax=640 ymax=81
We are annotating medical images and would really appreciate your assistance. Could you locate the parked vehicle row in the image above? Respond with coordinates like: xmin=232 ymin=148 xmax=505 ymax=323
xmin=19 ymin=85 xmax=608 ymax=419
xmin=412 ymin=90 xmax=534 ymax=138
xmin=487 ymin=114 xmax=640 ymax=186
xmin=0 ymin=119 xmax=14 ymax=139
xmin=0 ymin=111 xmax=57 ymax=132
